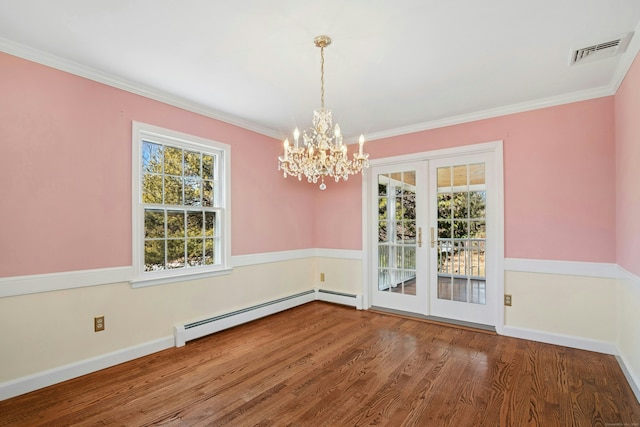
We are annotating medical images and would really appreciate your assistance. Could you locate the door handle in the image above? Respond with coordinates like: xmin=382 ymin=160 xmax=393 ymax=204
xmin=430 ymin=227 xmax=435 ymax=248
xmin=417 ymin=227 xmax=422 ymax=247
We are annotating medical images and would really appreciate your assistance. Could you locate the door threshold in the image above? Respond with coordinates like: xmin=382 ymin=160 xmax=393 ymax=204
xmin=369 ymin=306 xmax=496 ymax=334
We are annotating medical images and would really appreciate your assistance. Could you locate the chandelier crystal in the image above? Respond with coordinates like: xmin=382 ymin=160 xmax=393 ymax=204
xmin=278 ymin=35 xmax=369 ymax=190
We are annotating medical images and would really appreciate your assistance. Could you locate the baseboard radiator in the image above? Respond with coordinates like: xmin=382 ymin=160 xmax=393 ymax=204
xmin=315 ymin=289 xmax=363 ymax=309
xmin=174 ymin=288 xmax=362 ymax=347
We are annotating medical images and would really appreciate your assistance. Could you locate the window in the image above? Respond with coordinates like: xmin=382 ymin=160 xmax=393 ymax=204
xmin=132 ymin=122 xmax=231 ymax=287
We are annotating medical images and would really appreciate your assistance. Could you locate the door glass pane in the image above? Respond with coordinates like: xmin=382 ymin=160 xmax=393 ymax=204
xmin=377 ymin=171 xmax=417 ymax=296
xmin=436 ymin=163 xmax=486 ymax=305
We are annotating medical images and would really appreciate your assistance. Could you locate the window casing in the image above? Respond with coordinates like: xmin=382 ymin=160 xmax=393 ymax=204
xmin=132 ymin=122 xmax=231 ymax=287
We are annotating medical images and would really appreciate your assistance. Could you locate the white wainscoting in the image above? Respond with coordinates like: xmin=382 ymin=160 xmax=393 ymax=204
xmin=2 ymin=253 xmax=637 ymax=403
xmin=504 ymin=258 xmax=639 ymax=403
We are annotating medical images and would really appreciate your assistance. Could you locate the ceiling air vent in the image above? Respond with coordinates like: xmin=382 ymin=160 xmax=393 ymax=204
xmin=570 ymin=32 xmax=633 ymax=65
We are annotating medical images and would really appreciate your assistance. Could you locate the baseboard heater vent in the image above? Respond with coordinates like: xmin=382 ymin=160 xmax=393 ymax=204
xmin=174 ymin=290 xmax=315 ymax=347
xmin=316 ymin=289 xmax=363 ymax=310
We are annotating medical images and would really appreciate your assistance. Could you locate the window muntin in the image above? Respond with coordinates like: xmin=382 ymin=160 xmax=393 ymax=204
xmin=132 ymin=122 xmax=230 ymax=286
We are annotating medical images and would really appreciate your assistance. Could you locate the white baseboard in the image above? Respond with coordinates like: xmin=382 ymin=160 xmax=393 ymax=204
xmin=0 ymin=336 xmax=174 ymax=402
xmin=617 ymin=353 xmax=640 ymax=403
xmin=501 ymin=325 xmax=618 ymax=355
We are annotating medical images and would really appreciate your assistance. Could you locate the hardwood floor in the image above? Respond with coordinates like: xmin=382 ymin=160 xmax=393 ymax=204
xmin=1 ymin=302 xmax=639 ymax=426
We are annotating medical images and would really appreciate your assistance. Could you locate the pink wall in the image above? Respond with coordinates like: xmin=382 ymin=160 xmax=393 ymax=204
xmin=0 ymin=49 xmax=624 ymax=278
xmin=313 ymin=174 xmax=363 ymax=249
xmin=615 ymin=52 xmax=640 ymax=277
xmin=315 ymin=98 xmax=617 ymax=264
xmin=0 ymin=52 xmax=314 ymax=278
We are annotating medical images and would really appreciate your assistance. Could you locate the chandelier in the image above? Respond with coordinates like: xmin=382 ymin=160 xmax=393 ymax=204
xmin=278 ymin=35 xmax=369 ymax=190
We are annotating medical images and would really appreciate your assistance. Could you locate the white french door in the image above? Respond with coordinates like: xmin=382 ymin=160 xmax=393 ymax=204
xmin=370 ymin=162 xmax=428 ymax=314
xmin=428 ymin=152 xmax=496 ymax=325
xmin=368 ymin=144 xmax=502 ymax=327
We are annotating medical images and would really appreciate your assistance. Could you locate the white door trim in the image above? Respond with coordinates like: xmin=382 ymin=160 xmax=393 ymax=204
xmin=361 ymin=141 xmax=504 ymax=331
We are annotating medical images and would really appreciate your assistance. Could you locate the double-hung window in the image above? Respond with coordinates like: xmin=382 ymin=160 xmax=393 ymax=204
xmin=132 ymin=122 xmax=231 ymax=287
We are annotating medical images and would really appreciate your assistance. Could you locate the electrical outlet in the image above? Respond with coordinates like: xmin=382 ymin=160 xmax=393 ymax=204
xmin=94 ymin=316 xmax=105 ymax=332
xmin=504 ymin=294 xmax=512 ymax=306
xmin=320 ymin=273 xmax=325 ymax=282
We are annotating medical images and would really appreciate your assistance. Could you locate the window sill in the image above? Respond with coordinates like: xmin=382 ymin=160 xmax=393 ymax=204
xmin=130 ymin=267 xmax=233 ymax=289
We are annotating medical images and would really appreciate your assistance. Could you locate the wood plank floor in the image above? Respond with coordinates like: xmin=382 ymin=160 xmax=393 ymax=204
xmin=1 ymin=302 xmax=639 ymax=426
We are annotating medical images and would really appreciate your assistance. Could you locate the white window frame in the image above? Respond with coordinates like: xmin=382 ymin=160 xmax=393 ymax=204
xmin=131 ymin=121 xmax=232 ymax=288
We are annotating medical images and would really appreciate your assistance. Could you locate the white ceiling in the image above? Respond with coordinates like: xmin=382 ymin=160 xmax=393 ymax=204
xmin=1 ymin=0 xmax=640 ymax=142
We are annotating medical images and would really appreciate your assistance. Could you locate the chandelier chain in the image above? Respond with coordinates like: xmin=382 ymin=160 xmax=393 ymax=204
xmin=320 ymin=46 xmax=325 ymax=109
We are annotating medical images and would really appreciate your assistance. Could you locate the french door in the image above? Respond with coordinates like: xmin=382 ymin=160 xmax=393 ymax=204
xmin=370 ymin=162 xmax=428 ymax=314
xmin=369 ymin=146 xmax=500 ymax=327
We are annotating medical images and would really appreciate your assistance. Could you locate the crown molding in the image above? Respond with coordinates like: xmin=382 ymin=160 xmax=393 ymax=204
xmin=2 ymin=28 xmax=638 ymax=145
xmin=364 ymin=86 xmax=614 ymax=142
xmin=609 ymin=24 xmax=640 ymax=93
xmin=0 ymin=37 xmax=281 ymax=139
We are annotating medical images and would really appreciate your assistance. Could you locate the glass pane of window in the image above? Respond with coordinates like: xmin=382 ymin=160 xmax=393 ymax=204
xmin=144 ymin=209 xmax=164 ymax=238
xmin=453 ymin=192 xmax=468 ymax=218
xmin=438 ymin=193 xmax=452 ymax=219
xmin=184 ymin=178 xmax=201 ymax=206
xmin=394 ymin=196 xmax=404 ymax=220
xmin=378 ymin=174 xmax=388 ymax=196
xmin=453 ymin=220 xmax=468 ymax=238
xmin=404 ymin=246 xmax=416 ymax=270
xmin=438 ymin=275 xmax=452 ymax=300
xmin=202 ymin=155 xmax=214 ymax=180
xmin=379 ymin=245 xmax=390 ymax=268
xmin=389 ymin=172 xmax=402 ymax=185
xmin=204 ymin=212 xmax=215 ymax=237
xmin=164 ymin=176 xmax=183 ymax=205
xmin=469 ymin=191 xmax=486 ymax=219
xmin=378 ymin=196 xmax=388 ymax=220
xmin=184 ymin=150 xmax=200 ymax=178
xmin=167 ymin=211 xmax=185 ymax=238
xmin=187 ymin=238 xmax=203 ymax=266
xmin=167 ymin=239 xmax=185 ymax=269
xmin=144 ymin=240 xmax=165 ymax=271
xmin=142 ymin=141 xmax=163 ymax=174
xmin=469 ymin=163 xmax=485 ymax=185
xmin=404 ymin=220 xmax=416 ymax=241
xmin=142 ymin=174 xmax=163 ymax=203
xmin=437 ymin=167 xmax=451 ymax=188
xmin=187 ymin=212 xmax=203 ymax=237
xmin=438 ymin=220 xmax=451 ymax=239
xmin=378 ymin=221 xmax=388 ymax=242
xmin=452 ymin=165 xmax=468 ymax=187
xmin=203 ymin=180 xmax=213 ymax=207
xmin=164 ymin=147 xmax=183 ymax=176
xmin=453 ymin=278 xmax=468 ymax=302
xmin=403 ymin=171 xmax=416 ymax=189
xmin=470 ymin=221 xmax=486 ymax=238
xmin=204 ymin=238 xmax=214 ymax=265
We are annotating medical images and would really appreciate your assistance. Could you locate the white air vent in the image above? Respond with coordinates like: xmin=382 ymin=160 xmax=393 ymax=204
xmin=570 ymin=32 xmax=633 ymax=65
